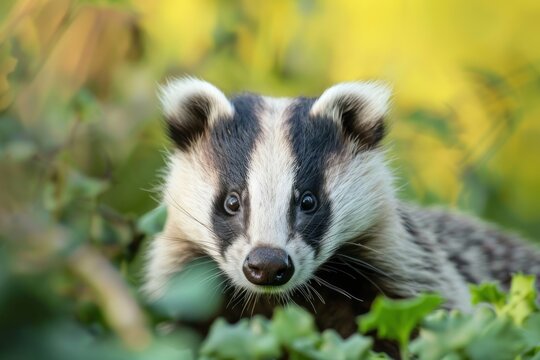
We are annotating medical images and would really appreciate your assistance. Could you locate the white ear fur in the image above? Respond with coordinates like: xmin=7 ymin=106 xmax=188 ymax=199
xmin=159 ymin=77 xmax=233 ymax=126
xmin=310 ymin=82 xmax=391 ymax=148
xmin=311 ymin=81 xmax=391 ymax=126
xmin=158 ymin=77 xmax=234 ymax=149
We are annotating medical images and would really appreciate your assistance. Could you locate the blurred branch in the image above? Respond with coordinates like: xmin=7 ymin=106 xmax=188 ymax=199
xmin=67 ymin=244 xmax=151 ymax=350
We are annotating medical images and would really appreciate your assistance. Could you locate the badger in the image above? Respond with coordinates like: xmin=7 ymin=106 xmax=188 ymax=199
xmin=143 ymin=78 xmax=540 ymax=351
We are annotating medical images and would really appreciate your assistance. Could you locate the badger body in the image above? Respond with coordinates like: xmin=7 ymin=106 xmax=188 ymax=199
xmin=144 ymin=78 xmax=540 ymax=353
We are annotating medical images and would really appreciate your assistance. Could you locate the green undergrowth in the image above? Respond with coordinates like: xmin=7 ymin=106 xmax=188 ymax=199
xmin=198 ymin=274 xmax=540 ymax=360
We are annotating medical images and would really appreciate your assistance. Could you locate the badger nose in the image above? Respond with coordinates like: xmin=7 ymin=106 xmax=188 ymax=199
xmin=243 ymin=247 xmax=294 ymax=286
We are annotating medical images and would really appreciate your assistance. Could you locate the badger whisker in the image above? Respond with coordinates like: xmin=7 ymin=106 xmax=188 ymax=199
xmin=300 ymin=284 xmax=319 ymax=312
xmin=335 ymin=253 xmax=392 ymax=279
xmin=341 ymin=240 xmax=383 ymax=255
xmin=328 ymin=259 xmax=388 ymax=297
xmin=164 ymin=190 xmax=218 ymax=236
xmin=227 ymin=287 xmax=247 ymax=310
xmin=305 ymin=282 xmax=325 ymax=304
xmin=319 ymin=263 xmax=357 ymax=279
xmin=250 ymin=293 xmax=260 ymax=316
xmin=311 ymin=276 xmax=363 ymax=302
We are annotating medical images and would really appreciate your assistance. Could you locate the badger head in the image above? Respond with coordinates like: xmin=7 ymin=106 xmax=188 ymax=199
xmin=143 ymin=78 xmax=395 ymax=300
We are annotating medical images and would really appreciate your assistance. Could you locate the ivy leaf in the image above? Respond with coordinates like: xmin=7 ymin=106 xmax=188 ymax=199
xmin=200 ymin=317 xmax=280 ymax=360
xmin=358 ymin=293 xmax=442 ymax=353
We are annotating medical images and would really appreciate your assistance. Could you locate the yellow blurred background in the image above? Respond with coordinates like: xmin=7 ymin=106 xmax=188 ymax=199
xmin=2 ymin=0 xmax=540 ymax=239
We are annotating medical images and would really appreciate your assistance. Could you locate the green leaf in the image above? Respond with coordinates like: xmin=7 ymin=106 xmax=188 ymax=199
xmin=470 ymin=275 xmax=538 ymax=325
xmin=68 ymin=170 xmax=109 ymax=199
xmin=1 ymin=140 xmax=37 ymax=161
xmin=317 ymin=330 xmax=373 ymax=360
xmin=465 ymin=314 xmax=527 ymax=360
xmin=150 ymin=258 xmax=224 ymax=322
xmin=200 ymin=317 xmax=280 ymax=360
xmin=412 ymin=306 xmax=528 ymax=360
xmin=501 ymin=274 xmax=538 ymax=325
xmin=470 ymin=282 xmax=507 ymax=311
xmin=283 ymin=329 xmax=373 ymax=360
xmin=358 ymin=293 xmax=443 ymax=353
xmin=523 ymin=313 xmax=540 ymax=353
xmin=269 ymin=305 xmax=318 ymax=347
xmin=411 ymin=309 xmax=492 ymax=360
xmin=287 ymin=336 xmax=321 ymax=360
xmin=137 ymin=205 xmax=167 ymax=236
xmin=44 ymin=170 xmax=109 ymax=212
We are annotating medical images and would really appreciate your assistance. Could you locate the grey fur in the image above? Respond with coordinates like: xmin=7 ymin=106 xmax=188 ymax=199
xmin=401 ymin=203 xmax=540 ymax=291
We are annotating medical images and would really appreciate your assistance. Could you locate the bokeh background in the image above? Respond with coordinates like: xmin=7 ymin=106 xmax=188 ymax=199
xmin=1 ymin=0 xmax=539 ymax=358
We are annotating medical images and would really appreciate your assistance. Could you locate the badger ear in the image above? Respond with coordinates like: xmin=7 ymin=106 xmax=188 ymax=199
xmin=159 ymin=77 xmax=234 ymax=150
xmin=310 ymin=82 xmax=391 ymax=149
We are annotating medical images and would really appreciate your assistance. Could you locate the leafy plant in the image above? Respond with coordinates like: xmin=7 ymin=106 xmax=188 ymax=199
xmin=194 ymin=275 xmax=539 ymax=360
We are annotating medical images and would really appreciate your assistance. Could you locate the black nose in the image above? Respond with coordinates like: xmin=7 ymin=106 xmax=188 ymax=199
xmin=242 ymin=247 xmax=294 ymax=286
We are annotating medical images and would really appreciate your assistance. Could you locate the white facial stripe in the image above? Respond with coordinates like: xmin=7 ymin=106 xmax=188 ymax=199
xmin=247 ymin=98 xmax=295 ymax=249
xmin=219 ymin=97 xmax=319 ymax=294
xmin=164 ymin=147 xmax=220 ymax=257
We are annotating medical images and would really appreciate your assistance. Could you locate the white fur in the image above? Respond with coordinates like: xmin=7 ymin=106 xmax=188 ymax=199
xmin=159 ymin=77 xmax=234 ymax=126
xmin=143 ymin=146 xmax=221 ymax=298
xmin=311 ymin=81 xmax=391 ymax=127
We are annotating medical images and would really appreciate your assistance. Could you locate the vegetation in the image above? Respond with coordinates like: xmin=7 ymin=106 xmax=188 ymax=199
xmin=198 ymin=275 xmax=540 ymax=360
xmin=1 ymin=0 xmax=539 ymax=359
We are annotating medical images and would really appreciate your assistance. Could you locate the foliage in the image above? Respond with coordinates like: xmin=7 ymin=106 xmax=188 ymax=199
xmin=179 ymin=275 xmax=540 ymax=359
xmin=359 ymin=294 xmax=443 ymax=359
xmin=3 ymin=234 xmax=539 ymax=360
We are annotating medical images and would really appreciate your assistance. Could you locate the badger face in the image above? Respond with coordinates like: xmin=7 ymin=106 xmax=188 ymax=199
xmin=145 ymin=78 xmax=394 ymax=298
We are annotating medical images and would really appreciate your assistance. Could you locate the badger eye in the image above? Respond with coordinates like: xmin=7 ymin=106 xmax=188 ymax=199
xmin=224 ymin=193 xmax=241 ymax=215
xmin=300 ymin=191 xmax=317 ymax=213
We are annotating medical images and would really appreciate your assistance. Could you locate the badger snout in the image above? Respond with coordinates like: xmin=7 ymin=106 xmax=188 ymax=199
xmin=242 ymin=247 xmax=294 ymax=286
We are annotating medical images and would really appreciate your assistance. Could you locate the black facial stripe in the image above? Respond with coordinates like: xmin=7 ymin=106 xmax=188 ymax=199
xmin=286 ymin=97 xmax=343 ymax=255
xmin=210 ymin=94 xmax=264 ymax=255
